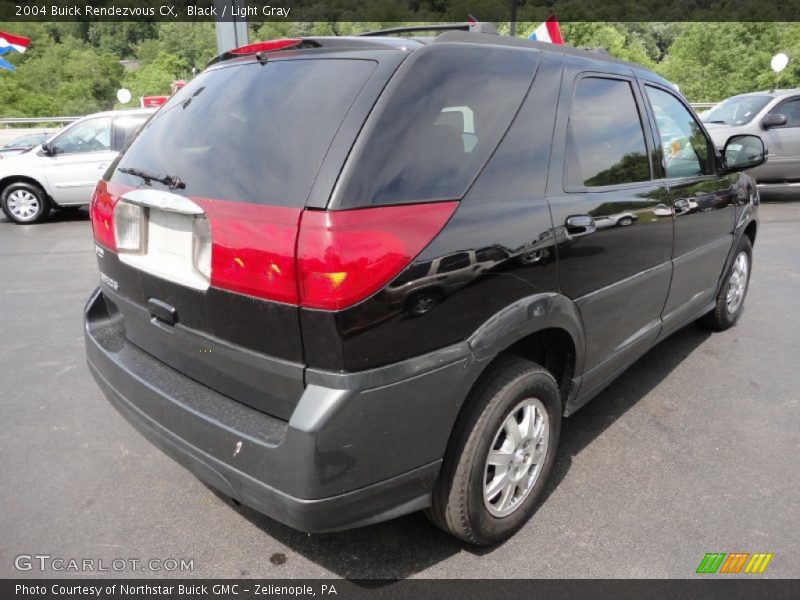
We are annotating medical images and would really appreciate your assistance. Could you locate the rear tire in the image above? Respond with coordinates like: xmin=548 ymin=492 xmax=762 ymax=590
xmin=700 ymin=236 xmax=752 ymax=331
xmin=1 ymin=182 xmax=49 ymax=224
xmin=427 ymin=356 xmax=561 ymax=545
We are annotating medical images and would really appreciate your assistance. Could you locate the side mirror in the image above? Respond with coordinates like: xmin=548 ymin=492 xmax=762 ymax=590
xmin=40 ymin=141 xmax=54 ymax=156
xmin=761 ymin=113 xmax=787 ymax=129
xmin=722 ymin=134 xmax=766 ymax=172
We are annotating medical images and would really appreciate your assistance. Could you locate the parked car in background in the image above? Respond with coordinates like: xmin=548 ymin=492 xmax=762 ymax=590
xmin=702 ymin=89 xmax=800 ymax=193
xmin=84 ymin=26 xmax=765 ymax=546
xmin=0 ymin=109 xmax=153 ymax=224
xmin=594 ymin=211 xmax=639 ymax=229
xmin=0 ymin=132 xmax=54 ymax=158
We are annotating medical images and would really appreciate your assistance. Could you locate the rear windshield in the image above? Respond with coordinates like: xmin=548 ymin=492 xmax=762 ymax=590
xmin=336 ymin=46 xmax=539 ymax=207
xmin=110 ymin=59 xmax=376 ymax=207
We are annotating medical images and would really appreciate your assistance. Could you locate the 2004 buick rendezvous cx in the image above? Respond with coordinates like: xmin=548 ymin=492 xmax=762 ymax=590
xmin=84 ymin=24 xmax=766 ymax=545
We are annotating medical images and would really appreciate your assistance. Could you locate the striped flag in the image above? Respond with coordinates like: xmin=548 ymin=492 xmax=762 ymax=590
xmin=0 ymin=31 xmax=32 ymax=72
xmin=528 ymin=16 xmax=564 ymax=45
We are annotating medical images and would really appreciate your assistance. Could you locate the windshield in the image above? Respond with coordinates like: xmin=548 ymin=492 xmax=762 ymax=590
xmin=701 ymin=95 xmax=771 ymax=125
xmin=3 ymin=133 xmax=47 ymax=149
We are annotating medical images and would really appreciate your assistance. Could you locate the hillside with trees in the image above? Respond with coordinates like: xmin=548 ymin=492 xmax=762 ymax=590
xmin=1 ymin=21 xmax=798 ymax=117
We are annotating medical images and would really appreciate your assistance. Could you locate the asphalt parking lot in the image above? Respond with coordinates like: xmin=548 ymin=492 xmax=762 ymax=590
xmin=1 ymin=201 xmax=798 ymax=579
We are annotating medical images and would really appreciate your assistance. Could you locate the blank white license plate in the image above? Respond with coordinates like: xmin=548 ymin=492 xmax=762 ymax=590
xmin=118 ymin=209 xmax=209 ymax=291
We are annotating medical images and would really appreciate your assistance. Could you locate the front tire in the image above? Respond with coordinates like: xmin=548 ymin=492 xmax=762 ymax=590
xmin=1 ymin=182 xmax=49 ymax=224
xmin=701 ymin=236 xmax=752 ymax=331
xmin=427 ymin=356 xmax=561 ymax=545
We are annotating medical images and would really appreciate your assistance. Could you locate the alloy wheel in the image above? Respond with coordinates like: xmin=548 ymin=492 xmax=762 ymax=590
xmin=726 ymin=251 xmax=749 ymax=316
xmin=483 ymin=397 xmax=549 ymax=518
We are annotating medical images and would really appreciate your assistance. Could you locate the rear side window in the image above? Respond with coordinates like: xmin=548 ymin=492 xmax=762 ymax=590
xmin=565 ymin=77 xmax=650 ymax=188
xmin=337 ymin=46 xmax=538 ymax=207
xmin=111 ymin=59 xmax=376 ymax=207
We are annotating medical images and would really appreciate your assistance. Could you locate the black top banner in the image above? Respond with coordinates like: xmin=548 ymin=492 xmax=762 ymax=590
xmin=2 ymin=0 xmax=800 ymax=22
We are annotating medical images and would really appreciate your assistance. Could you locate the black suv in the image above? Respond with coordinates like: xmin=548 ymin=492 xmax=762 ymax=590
xmin=84 ymin=25 xmax=765 ymax=545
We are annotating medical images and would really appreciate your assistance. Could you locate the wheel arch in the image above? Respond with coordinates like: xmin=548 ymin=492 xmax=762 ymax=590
xmin=466 ymin=292 xmax=586 ymax=412
xmin=0 ymin=175 xmax=52 ymax=206
xmin=743 ymin=219 xmax=757 ymax=246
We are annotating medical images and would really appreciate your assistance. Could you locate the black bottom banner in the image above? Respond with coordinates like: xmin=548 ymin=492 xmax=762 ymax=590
xmin=3 ymin=579 xmax=800 ymax=600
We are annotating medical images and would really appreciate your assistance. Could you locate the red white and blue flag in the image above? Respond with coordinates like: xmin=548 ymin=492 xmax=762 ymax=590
xmin=0 ymin=31 xmax=32 ymax=72
xmin=528 ymin=16 xmax=564 ymax=45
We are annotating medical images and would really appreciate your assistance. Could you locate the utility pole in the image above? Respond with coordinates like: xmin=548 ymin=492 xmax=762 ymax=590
xmin=214 ymin=0 xmax=249 ymax=54
xmin=509 ymin=0 xmax=518 ymax=37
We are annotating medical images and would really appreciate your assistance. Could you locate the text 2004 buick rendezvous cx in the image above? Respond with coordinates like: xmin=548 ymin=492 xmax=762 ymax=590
xmin=84 ymin=24 xmax=766 ymax=545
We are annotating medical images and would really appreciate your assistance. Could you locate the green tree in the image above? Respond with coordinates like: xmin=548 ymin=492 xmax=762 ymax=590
xmin=152 ymin=22 xmax=217 ymax=72
xmin=656 ymin=23 xmax=793 ymax=101
xmin=0 ymin=27 xmax=123 ymax=116
xmin=119 ymin=52 xmax=189 ymax=105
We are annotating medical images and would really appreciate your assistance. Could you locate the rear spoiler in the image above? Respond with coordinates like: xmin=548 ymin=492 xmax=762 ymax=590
xmin=206 ymin=22 xmax=500 ymax=69
xmin=357 ymin=22 xmax=499 ymax=37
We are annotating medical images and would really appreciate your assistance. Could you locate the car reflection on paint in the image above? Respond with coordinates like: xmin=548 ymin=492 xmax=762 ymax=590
xmin=594 ymin=211 xmax=639 ymax=229
xmin=386 ymin=246 xmax=511 ymax=316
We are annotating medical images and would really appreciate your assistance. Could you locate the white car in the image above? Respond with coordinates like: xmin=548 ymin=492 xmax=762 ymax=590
xmin=594 ymin=211 xmax=639 ymax=229
xmin=0 ymin=109 xmax=153 ymax=224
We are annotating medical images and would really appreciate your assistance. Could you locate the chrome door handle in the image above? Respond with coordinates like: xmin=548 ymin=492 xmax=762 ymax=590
xmin=565 ymin=215 xmax=596 ymax=237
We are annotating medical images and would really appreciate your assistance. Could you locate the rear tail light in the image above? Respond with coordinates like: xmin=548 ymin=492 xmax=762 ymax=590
xmin=297 ymin=203 xmax=457 ymax=310
xmin=91 ymin=179 xmax=456 ymax=311
xmin=196 ymin=200 xmax=303 ymax=304
xmin=90 ymin=181 xmax=118 ymax=251
xmin=113 ymin=201 xmax=145 ymax=253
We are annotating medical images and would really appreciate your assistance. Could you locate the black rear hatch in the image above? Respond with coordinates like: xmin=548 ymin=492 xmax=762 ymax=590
xmin=94 ymin=48 xmax=405 ymax=420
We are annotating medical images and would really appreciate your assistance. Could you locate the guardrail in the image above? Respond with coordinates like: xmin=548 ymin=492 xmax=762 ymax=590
xmin=0 ymin=116 xmax=80 ymax=127
xmin=690 ymin=102 xmax=718 ymax=111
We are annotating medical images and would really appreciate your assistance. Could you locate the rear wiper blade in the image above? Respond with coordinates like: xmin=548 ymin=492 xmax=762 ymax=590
xmin=118 ymin=167 xmax=185 ymax=190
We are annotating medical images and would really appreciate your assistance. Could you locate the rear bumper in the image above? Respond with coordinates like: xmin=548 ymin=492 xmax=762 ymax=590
xmin=84 ymin=288 xmax=476 ymax=532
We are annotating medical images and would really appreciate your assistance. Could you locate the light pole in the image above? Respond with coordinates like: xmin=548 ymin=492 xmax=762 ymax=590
xmin=214 ymin=0 xmax=249 ymax=54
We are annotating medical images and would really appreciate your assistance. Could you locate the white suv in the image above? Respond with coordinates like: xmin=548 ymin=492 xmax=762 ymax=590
xmin=0 ymin=108 xmax=153 ymax=224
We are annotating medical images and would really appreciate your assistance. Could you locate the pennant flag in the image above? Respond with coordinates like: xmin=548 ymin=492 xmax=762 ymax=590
xmin=528 ymin=16 xmax=564 ymax=45
xmin=0 ymin=31 xmax=31 ymax=53
xmin=0 ymin=31 xmax=31 ymax=72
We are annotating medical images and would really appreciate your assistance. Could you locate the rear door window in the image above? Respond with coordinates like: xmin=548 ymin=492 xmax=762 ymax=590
xmin=336 ymin=46 xmax=539 ymax=207
xmin=771 ymin=98 xmax=800 ymax=127
xmin=565 ymin=77 xmax=651 ymax=188
xmin=110 ymin=59 xmax=376 ymax=207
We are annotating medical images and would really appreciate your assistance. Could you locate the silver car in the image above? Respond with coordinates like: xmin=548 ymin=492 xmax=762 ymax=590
xmin=0 ymin=109 xmax=153 ymax=224
xmin=702 ymin=89 xmax=800 ymax=193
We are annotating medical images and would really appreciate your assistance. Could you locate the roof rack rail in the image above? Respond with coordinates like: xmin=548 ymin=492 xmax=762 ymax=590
xmin=579 ymin=47 xmax=611 ymax=56
xmin=357 ymin=22 xmax=498 ymax=37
